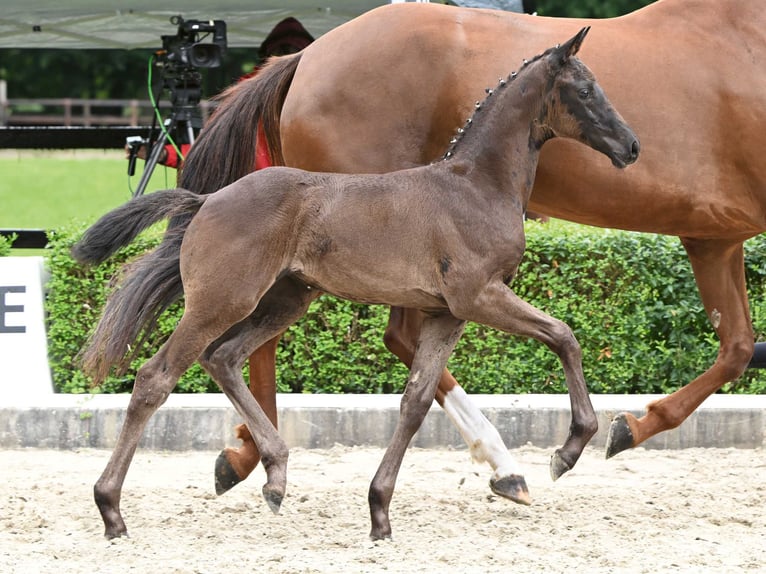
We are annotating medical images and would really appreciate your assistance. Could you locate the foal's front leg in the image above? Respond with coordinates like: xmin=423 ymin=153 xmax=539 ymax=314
xmin=368 ymin=312 xmax=466 ymax=540
xmin=451 ymin=281 xmax=598 ymax=480
xmin=384 ymin=307 xmax=529 ymax=504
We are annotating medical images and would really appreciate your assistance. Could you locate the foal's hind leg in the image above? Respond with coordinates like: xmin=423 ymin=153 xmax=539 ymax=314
xmin=214 ymin=280 xmax=321 ymax=494
xmin=203 ymin=338 xmax=289 ymax=514
xmin=202 ymin=276 xmax=318 ymax=510
xmin=215 ymin=334 xmax=283 ymax=495
xmin=94 ymin=314 xmax=227 ymax=539
xmin=384 ymin=307 xmax=529 ymax=504
xmin=369 ymin=313 xmax=466 ymax=540
xmin=450 ymin=282 xmax=598 ymax=481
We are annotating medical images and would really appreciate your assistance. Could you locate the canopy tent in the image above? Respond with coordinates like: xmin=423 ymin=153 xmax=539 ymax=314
xmin=0 ymin=1 xmax=389 ymax=49
xmin=0 ymin=1 xmax=528 ymax=50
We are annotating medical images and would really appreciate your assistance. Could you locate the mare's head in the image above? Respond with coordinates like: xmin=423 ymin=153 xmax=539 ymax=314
xmin=538 ymin=27 xmax=639 ymax=168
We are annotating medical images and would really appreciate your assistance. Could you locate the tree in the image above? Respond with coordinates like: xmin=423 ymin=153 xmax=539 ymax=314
xmin=0 ymin=47 xmax=256 ymax=99
xmin=536 ymin=0 xmax=655 ymax=18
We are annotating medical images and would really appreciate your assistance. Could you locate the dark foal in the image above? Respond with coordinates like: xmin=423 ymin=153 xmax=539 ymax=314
xmin=74 ymin=28 xmax=638 ymax=540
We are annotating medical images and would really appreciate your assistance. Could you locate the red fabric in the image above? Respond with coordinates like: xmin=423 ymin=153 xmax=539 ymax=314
xmin=163 ymin=143 xmax=192 ymax=169
xmin=157 ymin=125 xmax=269 ymax=172
xmin=239 ymin=66 xmax=261 ymax=82
xmin=255 ymin=121 xmax=272 ymax=170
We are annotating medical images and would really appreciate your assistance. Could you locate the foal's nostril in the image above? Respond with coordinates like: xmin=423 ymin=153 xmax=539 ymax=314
xmin=631 ymin=139 xmax=640 ymax=159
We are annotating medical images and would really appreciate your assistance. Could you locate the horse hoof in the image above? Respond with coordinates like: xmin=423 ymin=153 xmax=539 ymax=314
xmin=104 ymin=527 xmax=129 ymax=540
xmin=605 ymin=413 xmax=635 ymax=459
xmin=549 ymin=450 xmax=573 ymax=481
xmin=214 ymin=450 xmax=244 ymax=496
xmin=489 ymin=475 xmax=532 ymax=505
xmin=262 ymin=485 xmax=284 ymax=514
xmin=369 ymin=528 xmax=392 ymax=541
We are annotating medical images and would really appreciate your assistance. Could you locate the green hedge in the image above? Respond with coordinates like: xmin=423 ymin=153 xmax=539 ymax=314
xmin=44 ymin=220 xmax=766 ymax=394
xmin=0 ymin=234 xmax=12 ymax=256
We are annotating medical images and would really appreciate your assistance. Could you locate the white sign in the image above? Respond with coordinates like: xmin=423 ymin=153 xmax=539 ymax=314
xmin=0 ymin=256 xmax=53 ymax=402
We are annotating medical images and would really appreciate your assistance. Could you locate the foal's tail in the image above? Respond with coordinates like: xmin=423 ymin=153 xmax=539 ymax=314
xmin=71 ymin=190 xmax=205 ymax=266
xmin=72 ymin=189 xmax=207 ymax=385
xmin=71 ymin=53 xmax=302 ymax=385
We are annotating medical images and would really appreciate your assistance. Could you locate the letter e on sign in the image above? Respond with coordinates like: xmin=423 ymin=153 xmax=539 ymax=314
xmin=0 ymin=285 xmax=26 ymax=333
xmin=0 ymin=257 xmax=53 ymax=401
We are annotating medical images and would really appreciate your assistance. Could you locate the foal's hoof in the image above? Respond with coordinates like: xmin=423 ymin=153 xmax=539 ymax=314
xmin=549 ymin=450 xmax=573 ymax=481
xmin=605 ymin=413 xmax=635 ymax=459
xmin=489 ymin=475 xmax=531 ymax=505
xmin=262 ymin=485 xmax=284 ymax=514
xmin=369 ymin=525 xmax=393 ymax=541
xmin=104 ymin=527 xmax=129 ymax=540
xmin=214 ymin=450 xmax=244 ymax=496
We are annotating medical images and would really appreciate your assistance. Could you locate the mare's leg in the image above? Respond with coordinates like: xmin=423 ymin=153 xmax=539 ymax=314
xmin=95 ymin=312 xmax=235 ymax=539
xmin=450 ymin=282 xmax=597 ymax=480
xmin=384 ymin=307 xmax=529 ymax=504
xmin=606 ymin=238 xmax=753 ymax=456
xmin=215 ymin=334 xmax=283 ymax=495
xmin=202 ymin=276 xmax=318 ymax=511
xmin=369 ymin=312 xmax=466 ymax=540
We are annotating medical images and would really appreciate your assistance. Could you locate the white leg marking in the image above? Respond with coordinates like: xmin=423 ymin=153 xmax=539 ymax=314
xmin=441 ymin=386 xmax=524 ymax=479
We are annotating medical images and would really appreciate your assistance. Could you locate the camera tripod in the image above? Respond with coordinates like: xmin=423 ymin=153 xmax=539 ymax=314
xmin=128 ymin=70 xmax=204 ymax=198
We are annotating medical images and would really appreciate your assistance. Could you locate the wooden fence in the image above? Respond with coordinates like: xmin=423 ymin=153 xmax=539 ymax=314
xmin=0 ymin=97 xmax=214 ymax=127
xmin=0 ymin=82 xmax=218 ymax=248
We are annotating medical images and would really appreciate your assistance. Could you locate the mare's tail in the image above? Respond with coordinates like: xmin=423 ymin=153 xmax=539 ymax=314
xmin=72 ymin=189 xmax=207 ymax=384
xmin=71 ymin=53 xmax=302 ymax=385
xmin=179 ymin=52 xmax=302 ymax=193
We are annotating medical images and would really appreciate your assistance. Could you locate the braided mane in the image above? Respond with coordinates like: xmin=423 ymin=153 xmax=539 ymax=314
xmin=440 ymin=46 xmax=556 ymax=161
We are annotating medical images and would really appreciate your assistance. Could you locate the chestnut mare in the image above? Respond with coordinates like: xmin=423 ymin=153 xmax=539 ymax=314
xmin=170 ymin=0 xmax=764 ymax=494
xmin=74 ymin=29 xmax=638 ymax=539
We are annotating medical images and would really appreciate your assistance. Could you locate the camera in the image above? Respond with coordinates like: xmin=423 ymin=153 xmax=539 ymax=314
xmin=127 ymin=16 xmax=226 ymax=197
xmin=161 ymin=15 xmax=227 ymax=69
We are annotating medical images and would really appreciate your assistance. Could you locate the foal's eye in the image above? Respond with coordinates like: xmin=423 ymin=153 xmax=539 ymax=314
xmin=578 ymin=88 xmax=590 ymax=100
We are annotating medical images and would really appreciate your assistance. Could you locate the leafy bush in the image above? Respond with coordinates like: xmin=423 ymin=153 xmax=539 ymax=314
xmin=46 ymin=224 xmax=213 ymax=394
xmin=45 ymin=220 xmax=766 ymax=394
xmin=0 ymin=233 xmax=12 ymax=256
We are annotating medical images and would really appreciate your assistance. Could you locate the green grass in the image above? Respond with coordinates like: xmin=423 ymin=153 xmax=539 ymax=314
xmin=0 ymin=150 xmax=178 ymax=231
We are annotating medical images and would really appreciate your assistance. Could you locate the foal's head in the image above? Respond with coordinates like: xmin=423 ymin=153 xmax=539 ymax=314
xmin=537 ymin=27 xmax=640 ymax=168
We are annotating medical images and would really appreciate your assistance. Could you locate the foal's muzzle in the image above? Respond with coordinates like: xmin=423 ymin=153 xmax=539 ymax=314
xmin=610 ymin=136 xmax=640 ymax=168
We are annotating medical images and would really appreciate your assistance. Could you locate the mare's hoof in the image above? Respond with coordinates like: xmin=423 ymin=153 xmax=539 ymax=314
xmin=549 ymin=450 xmax=573 ymax=481
xmin=605 ymin=413 xmax=635 ymax=459
xmin=262 ymin=485 xmax=284 ymax=514
xmin=214 ymin=450 xmax=244 ymax=496
xmin=489 ymin=475 xmax=531 ymax=505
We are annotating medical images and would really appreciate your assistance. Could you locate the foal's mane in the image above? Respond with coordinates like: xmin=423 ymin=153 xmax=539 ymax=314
xmin=440 ymin=45 xmax=559 ymax=162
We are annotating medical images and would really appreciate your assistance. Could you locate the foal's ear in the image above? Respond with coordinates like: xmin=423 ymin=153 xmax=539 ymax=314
xmin=557 ymin=26 xmax=591 ymax=62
